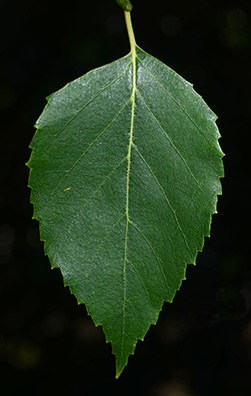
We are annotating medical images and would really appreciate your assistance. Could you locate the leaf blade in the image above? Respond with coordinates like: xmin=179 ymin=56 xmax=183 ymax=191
xmin=28 ymin=46 xmax=224 ymax=377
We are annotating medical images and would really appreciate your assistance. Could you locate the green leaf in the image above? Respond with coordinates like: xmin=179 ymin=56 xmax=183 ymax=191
xmin=27 ymin=45 xmax=223 ymax=377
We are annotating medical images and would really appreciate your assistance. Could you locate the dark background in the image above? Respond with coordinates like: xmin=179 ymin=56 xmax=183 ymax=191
xmin=0 ymin=0 xmax=250 ymax=395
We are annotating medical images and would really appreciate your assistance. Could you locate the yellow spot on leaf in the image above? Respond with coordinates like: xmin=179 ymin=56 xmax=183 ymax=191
xmin=64 ymin=187 xmax=71 ymax=191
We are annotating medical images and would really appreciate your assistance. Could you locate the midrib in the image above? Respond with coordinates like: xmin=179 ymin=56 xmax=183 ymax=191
xmin=120 ymin=45 xmax=136 ymax=365
xmin=116 ymin=10 xmax=137 ymax=376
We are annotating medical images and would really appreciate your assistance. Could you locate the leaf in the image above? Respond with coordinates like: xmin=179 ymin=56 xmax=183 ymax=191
xmin=27 ymin=43 xmax=223 ymax=377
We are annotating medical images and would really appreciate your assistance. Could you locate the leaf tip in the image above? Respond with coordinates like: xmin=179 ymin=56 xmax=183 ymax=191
xmin=115 ymin=366 xmax=124 ymax=380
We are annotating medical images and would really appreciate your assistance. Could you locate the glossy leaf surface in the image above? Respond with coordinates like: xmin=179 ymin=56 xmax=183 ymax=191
xmin=28 ymin=46 xmax=223 ymax=377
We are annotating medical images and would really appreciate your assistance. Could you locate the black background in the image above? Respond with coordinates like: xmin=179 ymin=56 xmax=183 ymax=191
xmin=0 ymin=0 xmax=251 ymax=395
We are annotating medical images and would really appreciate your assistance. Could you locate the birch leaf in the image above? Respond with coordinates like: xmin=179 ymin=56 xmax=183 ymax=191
xmin=27 ymin=15 xmax=223 ymax=378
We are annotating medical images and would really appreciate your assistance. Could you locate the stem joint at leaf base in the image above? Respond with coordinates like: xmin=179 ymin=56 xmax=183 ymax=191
xmin=116 ymin=0 xmax=133 ymax=12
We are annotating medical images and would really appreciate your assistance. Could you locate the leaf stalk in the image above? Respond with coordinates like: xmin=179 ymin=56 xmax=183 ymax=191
xmin=124 ymin=11 xmax=136 ymax=52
